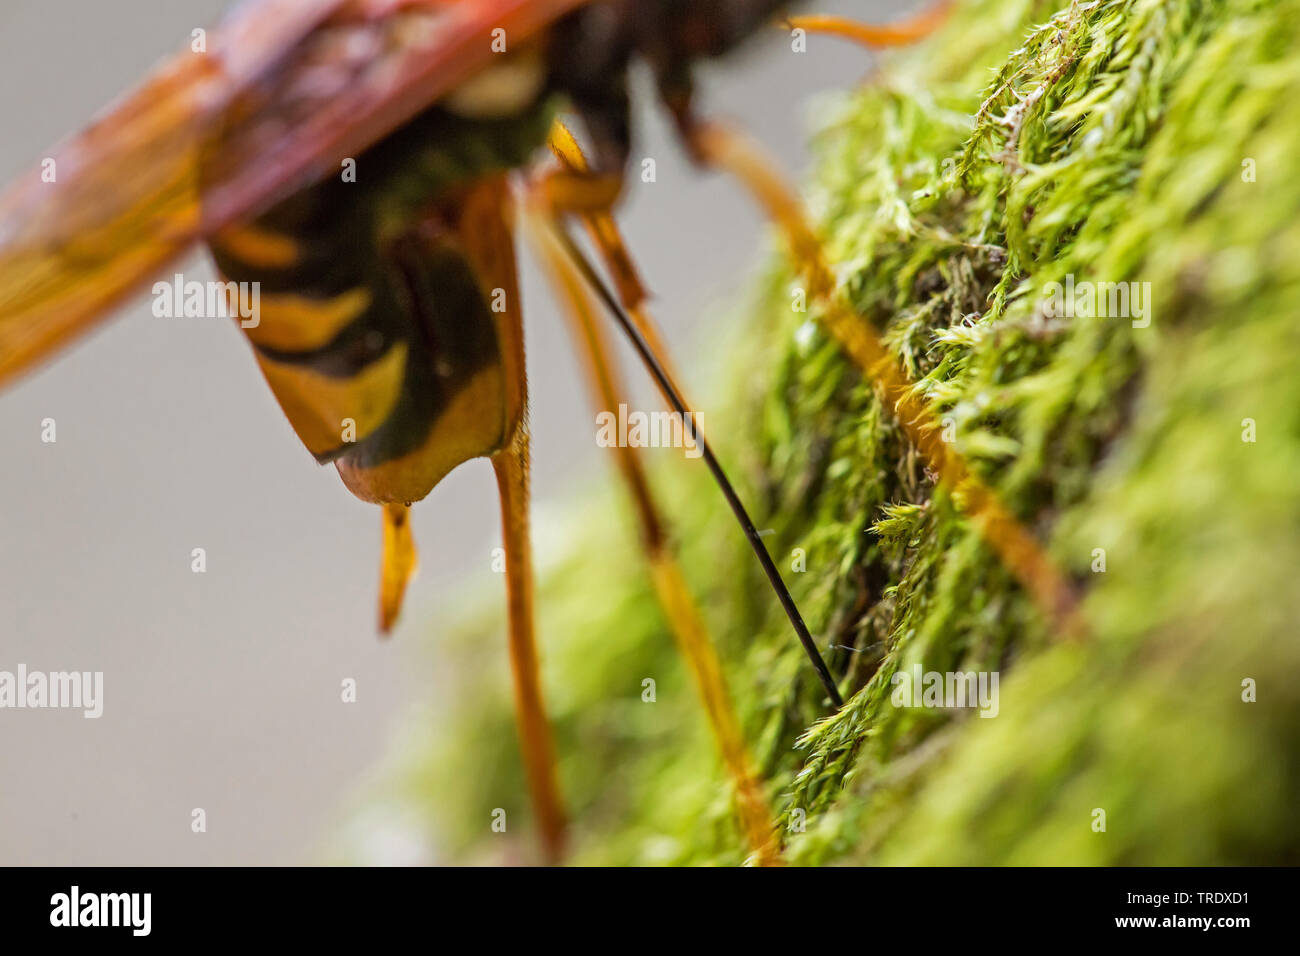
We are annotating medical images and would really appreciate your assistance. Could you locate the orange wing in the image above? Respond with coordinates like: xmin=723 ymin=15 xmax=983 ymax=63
xmin=0 ymin=0 xmax=590 ymax=388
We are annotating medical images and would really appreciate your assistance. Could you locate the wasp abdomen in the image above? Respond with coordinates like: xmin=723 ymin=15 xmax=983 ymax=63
xmin=207 ymin=105 xmax=549 ymax=501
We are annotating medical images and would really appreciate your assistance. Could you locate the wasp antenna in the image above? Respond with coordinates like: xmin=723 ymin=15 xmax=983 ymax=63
xmin=548 ymin=224 xmax=843 ymax=709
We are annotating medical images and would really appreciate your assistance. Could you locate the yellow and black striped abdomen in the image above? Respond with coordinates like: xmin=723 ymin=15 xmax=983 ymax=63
xmin=207 ymin=105 xmax=547 ymax=504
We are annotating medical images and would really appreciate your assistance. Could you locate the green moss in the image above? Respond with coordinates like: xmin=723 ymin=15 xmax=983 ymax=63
xmin=344 ymin=0 xmax=1300 ymax=865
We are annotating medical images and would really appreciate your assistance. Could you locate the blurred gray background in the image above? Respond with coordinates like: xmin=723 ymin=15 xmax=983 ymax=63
xmin=0 ymin=0 xmax=913 ymax=864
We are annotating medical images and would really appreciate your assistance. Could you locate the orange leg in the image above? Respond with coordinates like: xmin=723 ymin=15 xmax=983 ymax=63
xmin=461 ymin=176 xmax=567 ymax=863
xmin=534 ymin=168 xmax=625 ymax=216
xmin=545 ymin=123 xmax=689 ymax=403
xmin=783 ymin=0 xmax=954 ymax=49
xmin=688 ymin=120 xmax=1082 ymax=635
xmin=526 ymin=192 xmax=782 ymax=864
xmin=491 ymin=427 xmax=567 ymax=864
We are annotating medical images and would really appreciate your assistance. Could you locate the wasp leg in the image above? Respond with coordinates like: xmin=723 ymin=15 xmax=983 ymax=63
xmin=545 ymin=122 xmax=689 ymax=402
xmin=378 ymin=503 xmax=418 ymax=634
xmin=457 ymin=175 xmax=566 ymax=863
xmin=783 ymin=0 xmax=954 ymax=50
xmin=491 ymin=428 xmax=567 ymax=864
xmin=526 ymin=194 xmax=782 ymax=865
xmin=534 ymin=168 xmax=625 ymax=215
xmin=687 ymin=120 xmax=1083 ymax=637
